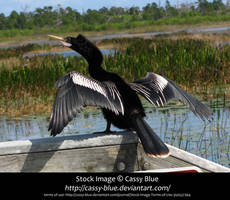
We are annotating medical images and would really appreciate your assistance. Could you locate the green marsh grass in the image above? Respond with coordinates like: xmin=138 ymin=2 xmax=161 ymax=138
xmin=103 ymin=38 xmax=230 ymax=86
xmin=1 ymin=38 xmax=230 ymax=116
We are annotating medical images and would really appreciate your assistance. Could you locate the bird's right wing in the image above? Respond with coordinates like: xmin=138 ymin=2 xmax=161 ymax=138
xmin=48 ymin=71 xmax=124 ymax=136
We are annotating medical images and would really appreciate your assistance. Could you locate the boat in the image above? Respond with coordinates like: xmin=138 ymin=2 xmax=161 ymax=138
xmin=0 ymin=131 xmax=229 ymax=172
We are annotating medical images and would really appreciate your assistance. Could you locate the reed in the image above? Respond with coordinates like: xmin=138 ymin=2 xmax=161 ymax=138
xmin=1 ymin=38 xmax=230 ymax=116
xmin=103 ymin=38 xmax=230 ymax=86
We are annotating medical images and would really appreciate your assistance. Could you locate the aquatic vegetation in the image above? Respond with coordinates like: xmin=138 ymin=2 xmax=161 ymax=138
xmin=1 ymin=38 xmax=230 ymax=116
xmin=103 ymin=38 xmax=230 ymax=86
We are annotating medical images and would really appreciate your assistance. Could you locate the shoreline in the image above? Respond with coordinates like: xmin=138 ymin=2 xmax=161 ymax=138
xmin=1 ymin=22 xmax=230 ymax=49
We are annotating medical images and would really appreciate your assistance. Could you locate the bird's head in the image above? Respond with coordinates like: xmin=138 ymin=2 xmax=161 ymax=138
xmin=48 ymin=34 xmax=72 ymax=47
xmin=48 ymin=34 xmax=91 ymax=50
xmin=48 ymin=34 xmax=103 ymax=65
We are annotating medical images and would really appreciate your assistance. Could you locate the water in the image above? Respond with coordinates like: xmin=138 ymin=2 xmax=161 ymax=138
xmin=186 ymin=26 xmax=230 ymax=33
xmin=93 ymin=25 xmax=230 ymax=40
xmin=0 ymin=96 xmax=230 ymax=167
xmin=23 ymin=49 xmax=116 ymax=58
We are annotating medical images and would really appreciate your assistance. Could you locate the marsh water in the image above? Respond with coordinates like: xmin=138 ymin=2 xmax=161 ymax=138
xmin=23 ymin=49 xmax=116 ymax=58
xmin=0 ymin=94 xmax=230 ymax=167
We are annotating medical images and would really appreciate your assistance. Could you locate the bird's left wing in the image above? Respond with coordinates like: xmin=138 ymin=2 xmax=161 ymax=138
xmin=129 ymin=72 xmax=213 ymax=122
xmin=48 ymin=71 xmax=124 ymax=136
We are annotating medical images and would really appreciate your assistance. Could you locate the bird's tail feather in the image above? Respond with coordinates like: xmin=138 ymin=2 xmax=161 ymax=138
xmin=132 ymin=117 xmax=170 ymax=158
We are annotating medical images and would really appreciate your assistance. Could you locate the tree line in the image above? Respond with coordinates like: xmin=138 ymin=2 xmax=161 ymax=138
xmin=0 ymin=0 xmax=228 ymax=31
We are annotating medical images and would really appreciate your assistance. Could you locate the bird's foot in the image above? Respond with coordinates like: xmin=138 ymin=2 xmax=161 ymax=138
xmin=93 ymin=130 xmax=116 ymax=134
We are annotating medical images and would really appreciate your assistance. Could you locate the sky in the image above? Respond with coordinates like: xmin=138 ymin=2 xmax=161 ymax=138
xmin=0 ymin=0 xmax=226 ymax=16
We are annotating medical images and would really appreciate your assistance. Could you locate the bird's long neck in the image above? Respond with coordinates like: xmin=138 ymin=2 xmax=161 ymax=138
xmin=70 ymin=34 xmax=107 ymax=80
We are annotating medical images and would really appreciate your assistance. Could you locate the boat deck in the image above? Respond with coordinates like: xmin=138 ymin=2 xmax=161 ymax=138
xmin=0 ymin=132 xmax=229 ymax=172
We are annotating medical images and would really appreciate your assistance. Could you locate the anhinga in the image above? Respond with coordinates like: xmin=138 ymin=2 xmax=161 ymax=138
xmin=48 ymin=34 xmax=213 ymax=158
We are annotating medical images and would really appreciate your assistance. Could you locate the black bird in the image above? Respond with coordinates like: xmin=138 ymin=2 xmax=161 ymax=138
xmin=48 ymin=34 xmax=213 ymax=158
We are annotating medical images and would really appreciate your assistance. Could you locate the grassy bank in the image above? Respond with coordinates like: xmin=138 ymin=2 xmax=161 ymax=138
xmin=1 ymin=16 xmax=230 ymax=46
xmin=1 ymin=14 xmax=230 ymax=39
xmin=1 ymin=37 xmax=230 ymax=116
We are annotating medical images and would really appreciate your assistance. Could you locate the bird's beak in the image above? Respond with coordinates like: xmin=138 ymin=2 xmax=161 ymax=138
xmin=48 ymin=34 xmax=72 ymax=47
xmin=48 ymin=34 xmax=65 ymax=41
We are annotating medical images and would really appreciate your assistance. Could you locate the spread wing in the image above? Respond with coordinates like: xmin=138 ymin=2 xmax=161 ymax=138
xmin=48 ymin=71 xmax=124 ymax=136
xmin=129 ymin=72 xmax=213 ymax=122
